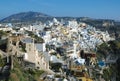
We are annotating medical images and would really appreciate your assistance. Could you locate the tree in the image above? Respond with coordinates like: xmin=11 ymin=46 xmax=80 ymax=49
xmin=0 ymin=55 xmax=5 ymax=66
xmin=0 ymin=30 xmax=8 ymax=37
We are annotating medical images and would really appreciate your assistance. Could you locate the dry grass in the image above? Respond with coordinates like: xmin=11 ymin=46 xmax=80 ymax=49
xmin=10 ymin=73 xmax=19 ymax=81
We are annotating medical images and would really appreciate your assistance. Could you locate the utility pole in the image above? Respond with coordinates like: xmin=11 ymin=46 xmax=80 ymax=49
xmin=6 ymin=38 xmax=10 ymax=63
xmin=11 ymin=55 xmax=13 ymax=69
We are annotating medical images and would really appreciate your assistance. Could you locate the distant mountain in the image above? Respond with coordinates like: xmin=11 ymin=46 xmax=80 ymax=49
xmin=0 ymin=11 xmax=118 ymax=27
xmin=0 ymin=11 xmax=94 ymax=23
xmin=0 ymin=11 xmax=53 ymax=23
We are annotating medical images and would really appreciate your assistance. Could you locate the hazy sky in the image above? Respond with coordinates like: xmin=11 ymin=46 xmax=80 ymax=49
xmin=0 ymin=0 xmax=120 ymax=20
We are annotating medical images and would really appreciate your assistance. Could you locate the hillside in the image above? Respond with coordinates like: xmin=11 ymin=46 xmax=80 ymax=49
xmin=1 ymin=11 xmax=120 ymax=38
xmin=0 ymin=11 xmax=52 ymax=23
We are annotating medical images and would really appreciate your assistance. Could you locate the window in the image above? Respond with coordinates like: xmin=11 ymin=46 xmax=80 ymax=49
xmin=79 ymin=79 xmax=82 ymax=81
